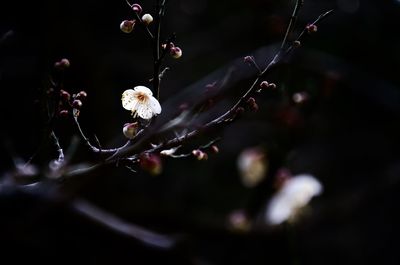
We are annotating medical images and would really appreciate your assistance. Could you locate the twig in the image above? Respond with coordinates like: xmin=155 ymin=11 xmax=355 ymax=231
xmin=281 ymin=0 xmax=304 ymax=50
xmin=50 ymin=131 xmax=64 ymax=163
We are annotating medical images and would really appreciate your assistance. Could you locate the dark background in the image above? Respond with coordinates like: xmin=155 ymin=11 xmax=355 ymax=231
xmin=1 ymin=0 xmax=400 ymax=264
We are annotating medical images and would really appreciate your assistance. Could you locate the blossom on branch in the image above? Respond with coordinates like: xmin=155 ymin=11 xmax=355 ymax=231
xmin=121 ymin=86 xmax=162 ymax=119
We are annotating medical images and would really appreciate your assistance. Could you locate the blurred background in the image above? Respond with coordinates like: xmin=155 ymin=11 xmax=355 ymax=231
xmin=1 ymin=0 xmax=400 ymax=264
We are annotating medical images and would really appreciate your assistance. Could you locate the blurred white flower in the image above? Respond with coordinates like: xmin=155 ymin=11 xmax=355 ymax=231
xmin=121 ymin=86 xmax=161 ymax=119
xmin=237 ymin=147 xmax=268 ymax=187
xmin=266 ymin=174 xmax=323 ymax=225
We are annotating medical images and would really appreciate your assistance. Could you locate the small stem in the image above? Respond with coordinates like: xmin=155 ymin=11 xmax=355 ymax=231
xmin=153 ymin=0 xmax=163 ymax=100
xmin=281 ymin=0 xmax=304 ymax=50
xmin=50 ymin=131 xmax=64 ymax=163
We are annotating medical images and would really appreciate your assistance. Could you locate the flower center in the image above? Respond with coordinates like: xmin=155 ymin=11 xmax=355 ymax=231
xmin=135 ymin=92 xmax=148 ymax=103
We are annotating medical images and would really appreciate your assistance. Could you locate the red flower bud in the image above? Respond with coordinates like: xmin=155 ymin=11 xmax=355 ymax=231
xmin=59 ymin=110 xmax=69 ymax=118
xmin=54 ymin=58 xmax=70 ymax=70
xmin=306 ymin=24 xmax=318 ymax=34
xmin=139 ymin=153 xmax=162 ymax=175
xmin=60 ymin=90 xmax=71 ymax=101
xmin=131 ymin=3 xmax=143 ymax=14
xmin=76 ymin=91 xmax=88 ymax=100
xmin=72 ymin=99 xmax=83 ymax=109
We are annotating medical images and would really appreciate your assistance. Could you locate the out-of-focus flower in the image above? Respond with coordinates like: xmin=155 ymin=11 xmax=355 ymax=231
xmin=266 ymin=174 xmax=323 ymax=225
xmin=237 ymin=147 xmax=268 ymax=187
xmin=121 ymin=86 xmax=161 ymax=119
xmin=140 ymin=153 xmax=162 ymax=175
xmin=228 ymin=209 xmax=251 ymax=232
xmin=292 ymin=92 xmax=309 ymax=104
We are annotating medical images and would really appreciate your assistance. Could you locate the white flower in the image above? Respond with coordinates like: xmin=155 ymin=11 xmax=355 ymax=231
xmin=121 ymin=86 xmax=162 ymax=120
xmin=266 ymin=174 xmax=323 ymax=225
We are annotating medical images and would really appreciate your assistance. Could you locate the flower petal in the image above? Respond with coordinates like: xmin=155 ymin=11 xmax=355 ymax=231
xmin=122 ymin=89 xmax=138 ymax=110
xmin=136 ymin=103 xmax=154 ymax=119
xmin=149 ymin=96 xmax=162 ymax=114
xmin=134 ymin=86 xmax=153 ymax=96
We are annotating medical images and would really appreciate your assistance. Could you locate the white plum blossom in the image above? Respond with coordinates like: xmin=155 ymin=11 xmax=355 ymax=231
xmin=266 ymin=174 xmax=323 ymax=225
xmin=121 ymin=86 xmax=161 ymax=120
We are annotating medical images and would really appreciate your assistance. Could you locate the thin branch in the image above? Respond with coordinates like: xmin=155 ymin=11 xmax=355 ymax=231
xmin=153 ymin=0 xmax=162 ymax=100
xmin=281 ymin=0 xmax=304 ymax=50
xmin=50 ymin=131 xmax=64 ymax=163
xmin=285 ymin=9 xmax=334 ymax=55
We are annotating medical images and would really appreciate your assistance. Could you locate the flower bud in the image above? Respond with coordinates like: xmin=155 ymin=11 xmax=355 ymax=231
xmin=141 ymin=13 xmax=153 ymax=25
xmin=260 ymin=81 xmax=269 ymax=89
xmin=192 ymin=149 xmax=208 ymax=160
xmin=140 ymin=153 xmax=162 ymax=175
xmin=76 ymin=91 xmax=88 ymax=100
xmin=274 ymin=168 xmax=292 ymax=189
xmin=243 ymin=56 xmax=254 ymax=64
xmin=54 ymin=58 xmax=70 ymax=70
xmin=60 ymin=89 xmax=71 ymax=101
xmin=292 ymin=92 xmax=309 ymax=104
xmin=72 ymin=99 xmax=83 ymax=109
xmin=59 ymin=109 xmax=69 ymax=118
xmin=293 ymin=40 xmax=301 ymax=47
xmin=228 ymin=210 xmax=251 ymax=232
xmin=246 ymin=97 xmax=259 ymax=112
xmin=268 ymin=83 xmax=277 ymax=90
xmin=120 ymin=20 xmax=135 ymax=33
xmin=235 ymin=107 xmax=245 ymax=115
xmin=131 ymin=3 xmax=143 ymax=14
xmin=162 ymin=42 xmax=174 ymax=50
xmin=170 ymin=47 xmax=182 ymax=59
xmin=123 ymin=122 xmax=139 ymax=139
xmin=210 ymin=145 xmax=219 ymax=154
xmin=306 ymin=24 xmax=318 ymax=34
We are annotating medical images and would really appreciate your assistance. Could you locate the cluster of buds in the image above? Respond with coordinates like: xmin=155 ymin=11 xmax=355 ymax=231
xmin=162 ymin=42 xmax=182 ymax=59
xmin=120 ymin=3 xmax=154 ymax=33
xmin=259 ymin=81 xmax=277 ymax=91
xmin=58 ymin=89 xmax=88 ymax=118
